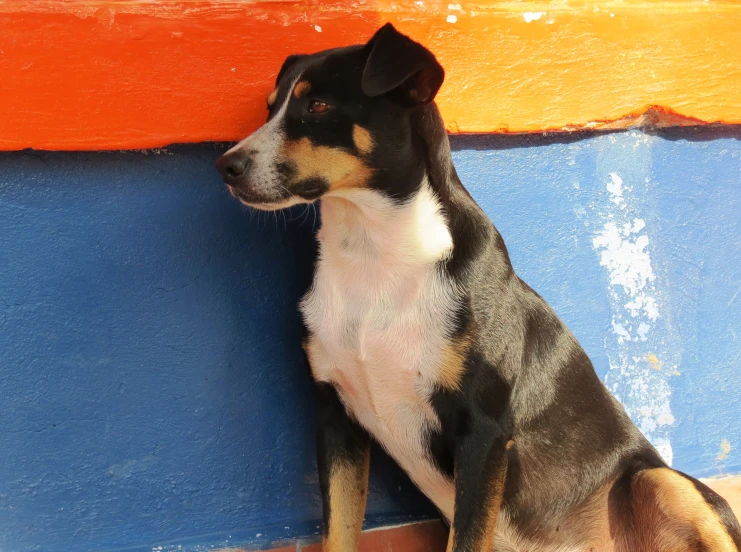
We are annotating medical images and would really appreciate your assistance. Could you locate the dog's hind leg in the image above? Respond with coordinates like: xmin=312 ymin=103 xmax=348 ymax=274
xmin=614 ymin=467 xmax=741 ymax=551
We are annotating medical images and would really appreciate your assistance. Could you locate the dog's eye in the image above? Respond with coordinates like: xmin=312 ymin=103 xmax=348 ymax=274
xmin=308 ymin=100 xmax=331 ymax=114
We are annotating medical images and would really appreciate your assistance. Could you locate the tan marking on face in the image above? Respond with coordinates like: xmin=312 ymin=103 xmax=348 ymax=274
xmin=266 ymin=88 xmax=278 ymax=107
xmin=630 ymin=468 xmax=737 ymax=551
xmin=282 ymin=137 xmax=373 ymax=192
xmin=437 ymin=337 xmax=470 ymax=391
xmin=324 ymin=453 xmax=370 ymax=552
xmin=293 ymin=80 xmax=311 ymax=98
xmin=352 ymin=124 xmax=374 ymax=156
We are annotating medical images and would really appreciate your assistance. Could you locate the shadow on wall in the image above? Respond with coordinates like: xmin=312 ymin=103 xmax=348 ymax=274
xmin=1 ymin=127 xmax=740 ymax=551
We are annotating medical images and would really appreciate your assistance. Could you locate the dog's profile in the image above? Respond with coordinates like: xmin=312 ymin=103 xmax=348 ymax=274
xmin=217 ymin=23 xmax=741 ymax=552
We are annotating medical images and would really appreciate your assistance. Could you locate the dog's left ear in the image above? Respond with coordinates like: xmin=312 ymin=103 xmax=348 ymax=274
xmin=361 ymin=23 xmax=444 ymax=107
xmin=276 ymin=54 xmax=306 ymax=85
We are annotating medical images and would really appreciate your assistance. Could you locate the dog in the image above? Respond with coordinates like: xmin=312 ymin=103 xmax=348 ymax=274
xmin=216 ymin=23 xmax=741 ymax=552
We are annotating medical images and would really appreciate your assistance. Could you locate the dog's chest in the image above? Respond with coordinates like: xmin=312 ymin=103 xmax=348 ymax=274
xmin=304 ymin=257 xmax=453 ymax=423
xmin=300 ymin=189 xmax=457 ymax=515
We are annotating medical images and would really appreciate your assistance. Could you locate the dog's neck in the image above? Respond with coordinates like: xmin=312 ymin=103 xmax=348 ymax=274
xmin=315 ymin=103 xmax=501 ymax=284
xmin=318 ymin=181 xmax=454 ymax=270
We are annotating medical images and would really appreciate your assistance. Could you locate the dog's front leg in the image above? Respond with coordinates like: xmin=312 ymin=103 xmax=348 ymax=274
xmin=315 ymin=382 xmax=371 ymax=552
xmin=447 ymin=422 xmax=509 ymax=552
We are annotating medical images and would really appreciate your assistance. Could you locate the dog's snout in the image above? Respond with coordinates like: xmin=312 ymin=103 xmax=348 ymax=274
xmin=216 ymin=150 xmax=253 ymax=181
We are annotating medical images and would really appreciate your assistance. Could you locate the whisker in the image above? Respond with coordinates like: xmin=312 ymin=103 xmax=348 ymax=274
xmin=298 ymin=204 xmax=312 ymax=226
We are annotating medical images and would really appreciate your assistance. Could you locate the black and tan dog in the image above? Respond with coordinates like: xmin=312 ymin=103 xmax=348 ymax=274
xmin=216 ymin=23 xmax=741 ymax=552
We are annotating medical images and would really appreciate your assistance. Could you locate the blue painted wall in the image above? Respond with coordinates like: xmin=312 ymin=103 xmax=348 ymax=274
xmin=0 ymin=130 xmax=739 ymax=552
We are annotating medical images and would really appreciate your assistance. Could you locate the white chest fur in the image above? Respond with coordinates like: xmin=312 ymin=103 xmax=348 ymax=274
xmin=300 ymin=184 xmax=458 ymax=518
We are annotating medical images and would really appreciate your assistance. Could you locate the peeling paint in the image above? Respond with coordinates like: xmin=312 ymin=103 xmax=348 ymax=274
xmin=593 ymin=219 xmax=657 ymax=311
xmin=645 ymin=353 xmax=663 ymax=370
xmin=719 ymin=439 xmax=732 ymax=462
xmin=606 ymin=172 xmax=623 ymax=204
xmin=446 ymin=14 xmax=457 ymax=23
xmin=523 ymin=11 xmax=545 ymax=22
xmin=590 ymin=133 xmax=680 ymax=466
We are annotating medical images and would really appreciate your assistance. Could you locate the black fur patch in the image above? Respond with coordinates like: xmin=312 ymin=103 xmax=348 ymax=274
xmin=292 ymin=177 xmax=329 ymax=200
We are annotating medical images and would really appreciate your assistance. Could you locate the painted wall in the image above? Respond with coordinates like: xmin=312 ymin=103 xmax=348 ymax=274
xmin=1 ymin=130 xmax=739 ymax=552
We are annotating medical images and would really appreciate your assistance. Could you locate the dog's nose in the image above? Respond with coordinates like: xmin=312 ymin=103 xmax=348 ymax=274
xmin=216 ymin=151 xmax=252 ymax=180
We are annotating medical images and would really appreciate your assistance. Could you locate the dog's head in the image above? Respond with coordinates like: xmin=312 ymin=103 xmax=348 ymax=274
xmin=216 ymin=23 xmax=444 ymax=210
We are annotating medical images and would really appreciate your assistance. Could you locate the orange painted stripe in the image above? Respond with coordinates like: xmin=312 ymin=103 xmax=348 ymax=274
xmin=1 ymin=1 xmax=740 ymax=150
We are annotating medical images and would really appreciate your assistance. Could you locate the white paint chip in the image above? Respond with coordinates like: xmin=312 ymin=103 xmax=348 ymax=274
xmin=314 ymin=25 xmax=322 ymax=32
xmin=523 ymin=11 xmax=545 ymax=23
xmin=593 ymin=221 xmax=656 ymax=300
xmin=606 ymin=172 xmax=624 ymax=204
xmin=612 ymin=321 xmax=630 ymax=341
xmin=587 ymin=143 xmax=678 ymax=467
xmin=447 ymin=14 xmax=458 ymax=23
xmin=448 ymin=3 xmax=462 ymax=10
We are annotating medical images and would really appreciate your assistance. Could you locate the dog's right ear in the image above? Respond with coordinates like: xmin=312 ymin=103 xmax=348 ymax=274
xmin=361 ymin=23 xmax=444 ymax=107
xmin=275 ymin=54 xmax=306 ymax=85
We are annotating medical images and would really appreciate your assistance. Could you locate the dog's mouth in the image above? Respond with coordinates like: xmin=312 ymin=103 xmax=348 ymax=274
xmin=227 ymin=184 xmax=306 ymax=211
xmin=226 ymin=185 xmax=248 ymax=202
xmin=226 ymin=174 xmax=331 ymax=211
xmin=228 ymin=184 xmax=283 ymax=203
